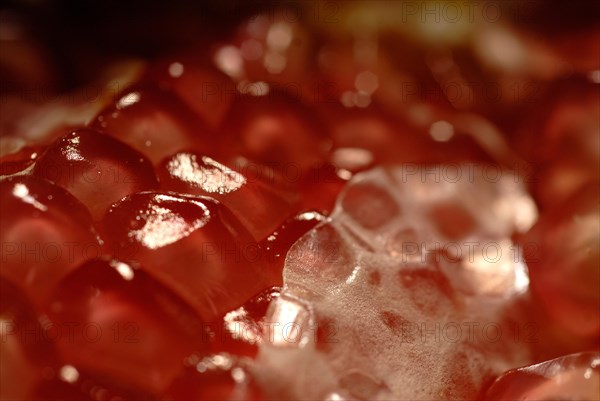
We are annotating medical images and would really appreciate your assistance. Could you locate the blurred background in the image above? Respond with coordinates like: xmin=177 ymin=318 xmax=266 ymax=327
xmin=1 ymin=0 xmax=598 ymax=92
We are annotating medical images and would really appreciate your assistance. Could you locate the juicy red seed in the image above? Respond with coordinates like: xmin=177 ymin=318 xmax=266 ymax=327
xmin=33 ymin=128 xmax=159 ymax=221
xmin=143 ymin=56 xmax=236 ymax=129
xmin=224 ymin=14 xmax=314 ymax=88
xmin=242 ymin=286 xmax=281 ymax=321
xmin=0 ymin=144 xmax=44 ymax=176
xmin=220 ymin=90 xmax=332 ymax=173
xmin=0 ymin=176 xmax=99 ymax=304
xmin=533 ymin=156 xmax=597 ymax=211
xmin=210 ymin=286 xmax=281 ymax=358
xmin=517 ymin=81 xmax=599 ymax=208
xmin=100 ymin=191 xmax=266 ymax=320
xmin=164 ymin=354 xmax=263 ymax=401
xmin=519 ymin=80 xmax=599 ymax=168
xmin=0 ymin=277 xmax=61 ymax=401
xmin=92 ymin=84 xmax=214 ymax=165
xmin=43 ymin=258 xmax=208 ymax=396
xmin=35 ymin=366 xmax=154 ymax=401
xmin=524 ymin=183 xmax=600 ymax=338
xmin=158 ymin=151 xmax=299 ymax=241
xmin=485 ymin=352 xmax=600 ymax=400
xmin=322 ymin=105 xmax=426 ymax=165
xmin=260 ymin=212 xmax=326 ymax=286
xmin=299 ymin=163 xmax=348 ymax=215
xmin=420 ymin=133 xmax=496 ymax=165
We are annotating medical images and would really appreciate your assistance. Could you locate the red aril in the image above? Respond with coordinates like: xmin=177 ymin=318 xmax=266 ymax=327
xmin=320 ymin=104 xmax=426 ymax=165
xmin=34 ymin=365 xmax=154 ymax=401
xmin=0 ymin=277 xmax=59 ymax=401
xmin=92 ymin=84 xmax=214 ymax=165
xmin=100 ymin=192 xmax=266 ymax=320
xmin=144 ymin=55 xmax=236 ymax=129
xmin=299 ymin=163 xmax=348 ymax=215
xmin=259 ymin=211 xmax=326 ymax=286
xmin=523 ymin=183 xmax=600 ymax=339
xmin=213 ymin=13 xmax=315 ymax=94
xmin=485 ymin=352 xmax=600 ymax=400
xmin=517 ymin=79 xmax=600 ymax=209
xmin=33 ymin=128 xmax=159 ymax=221
xmin=158 ymin=151 xmax=299 ymax=241
xmin=533 ymin=155 xmax=597 ymax=211
xmin=0 ymin=142 xmax=44 ymax=176
xmin=0 ymin=176 xmax=99 ymax=304
xmin=42 ymin=258 xmax=209 ymax=396
xmin=209 ymin=286 xmax=281 ymax=358
xmin=219 ymin=89 xmax=331 ymax=174
xmin=163 ymin=353 xmax=263 ymax=401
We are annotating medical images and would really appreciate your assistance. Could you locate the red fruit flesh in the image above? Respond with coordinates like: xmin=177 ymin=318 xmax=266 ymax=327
xmin=3 ymin=9 xmax=599 ymax=401
xmin=144 ymin=56 xmax=236 ymax=129
xmin=92 ymin=85 xmax=214 ymax=165
xmin=260 ymin=211 xmax=326 ymax=286
xmin=210 ymin=286 xmax=281 ymax=358
xmin=0 ymin=143 xmax=44 ymax=176
xmin=163 ymin=353 xmax=263 ymax=401
xmin=0 ymin=277 xmax=59 ymax=401
xmin=100 ymin=192 xmax=266 ymax=320
xmin=0 ymin=176 xmax=99 ymax=304
xmin=523 ymin=183 xmax=600 ymax=339
xmin=35 ymin=366 xmax=154 ymax=401
xmin=42 ymin=258 xmax=208 ymax=396
xmin=485 ymin=352 xmax=600 ymax=400
xmin=158 ymin=151 xmax=299 ymax=241
xmin=299 ymin=163 xmax=348 ymax=215
xmin=220 ymin=90 xmax=332 ymax=173
xmin=33 ymin=128 xmax=159 ymax=221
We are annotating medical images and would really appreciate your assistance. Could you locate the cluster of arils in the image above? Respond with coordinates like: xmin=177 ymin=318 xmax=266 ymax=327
xmin=1 ymin=4 xmax=599 ymax=401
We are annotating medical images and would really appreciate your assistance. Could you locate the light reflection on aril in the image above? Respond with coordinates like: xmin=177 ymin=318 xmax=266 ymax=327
xmin=166 ymin=153 xmax=246 ymax=195
xmin=101 ymin=192 xmax=266 ymax=319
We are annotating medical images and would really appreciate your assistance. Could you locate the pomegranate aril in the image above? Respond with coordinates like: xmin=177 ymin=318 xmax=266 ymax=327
xmin=315 ymin=37 xmax=381 ymax=104
xmin=35 ymin=365 xmax=154 ymax=401
xmin=158 ymin=151 xmax=299 ymax=241
xmin=215 ymin=13 xmax=315 ymax=92
xmin=533 ymin=156 xmax=597 ymax=211
xmin=0 ymin=176 xmax=99 ymax=303
xmin=220 ymin=89 xmax=331 ymax=174
xmin=517 ymin=79 xmax=600 ymax=208
xmin=260 ymin=211 xmax=326 ymax=286
xmin=208 ymin=286 xmax=281 ymax=358
xmin=43 ymin=258 xmax=208 ymax=396
xmin=163 ymin=353 xmax=263 ymax=401
xmin=523 ymin=183 xmax=600 ymax=339
xmin=0 ymin=142 xmax=44 ymax=176
xmin=101 ymin=191 xmax=266 ymax=320
xmin=92 ymin=84 xmax=213 ymax=165
xmin=33 ymin=128 xmax=159 ymax=221
xmin=144 ymin=56 xmax=236 ymax=128
xmin=485 ymin=352 xmax=600 ymax=401
xmin=299 ymin=163 xmax=348 ymax=215
xmin=240 ymin=286 xmax=281 ymax=323
xmin=522 ymin=80 xmax=599 ymax=168
xmin=0 ymin=20 xmax=57 ymax=95
xmin=321 ymin=104 xmax=426 ymax=165
xmin=0 ymin=277 xmax=59 ymax=401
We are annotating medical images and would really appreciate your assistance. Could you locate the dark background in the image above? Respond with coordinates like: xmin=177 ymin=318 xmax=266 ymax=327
xmin=1 ymin=0 xmax=599 ymax=92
